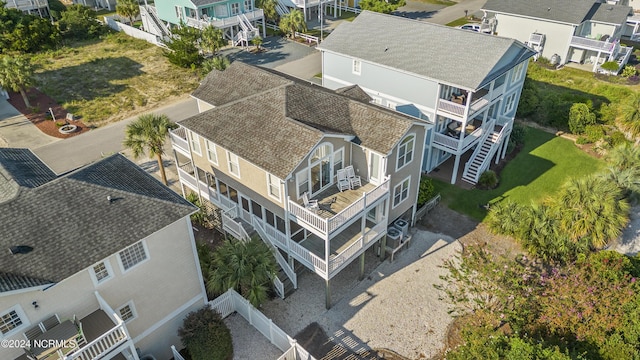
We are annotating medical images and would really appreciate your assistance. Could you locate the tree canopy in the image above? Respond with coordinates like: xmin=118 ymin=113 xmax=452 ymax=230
xmin=0 ymin=2 xmax=59 ymax=53
xmin=359 ymin=0 xmax=406 ymax=14
xmin=58 ymin=5 xmax=105 ymax=40
xmin=0 ymin=55 xmax=36 ymax=108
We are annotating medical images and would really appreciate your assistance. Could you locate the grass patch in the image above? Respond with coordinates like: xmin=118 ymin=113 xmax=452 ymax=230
xmin=31 ymin=32 xmax=200 ymax=126
xmin=434 ymin=127 xmax=605 ymax=220
xmin=445 ymin=17 xmax=469 ymax=27
xmin=314 ymin=73 xmax=322 ymax=78
xmin=335 ymin=10 xmax=358 ymax=21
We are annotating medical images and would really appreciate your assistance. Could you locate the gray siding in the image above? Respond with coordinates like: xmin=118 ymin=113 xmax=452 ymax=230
xmin=322 ymin=51 xmax=439 ymax=110
xmin=495 ymin=13 xmax=576 ymax=63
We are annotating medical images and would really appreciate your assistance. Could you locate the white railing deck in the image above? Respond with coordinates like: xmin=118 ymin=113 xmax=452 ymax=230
xmin=222 ymin=205 xmax=250 ymax=241
xmin=66 ymin=323 xmax=128 ymax=360
xmin=186 ymin=9 xmax=264 ymax=29
xmin=327 ymin=222 xmax=385 ymax=276
xmin=5 ymin=0 xmax=47 ymax=10
xmin=570 ymin=36 xmax=616 ymax=52
xmin=287 ymin=178 xmax=389 ymax=238
xmin=170 ymin=128 xmax=190 ymax=154
xmin=433 ymin=124 xmax=486 ymax=153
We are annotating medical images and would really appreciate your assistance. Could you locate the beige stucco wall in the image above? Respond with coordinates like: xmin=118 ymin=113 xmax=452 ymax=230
xmin=495 ymin=13 xmax=576 ymax=63
xmin=0 ymin=217 xmax=206 ymax=360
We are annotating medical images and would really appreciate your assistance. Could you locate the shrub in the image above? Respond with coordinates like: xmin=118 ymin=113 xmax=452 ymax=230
xmin=178 ymin=306 xmax=233 ymax=360
xmin=477 ymin=170 xmax=498 ymax=189
xmin=576 ymin=136 xmax=589 ymax=144
xmin=584 ymin=124 xmax=605 ymax=143
xmin=601 ymin=61 xmax=620 ymax=72
xmin=621 ymin=65 xmax=638 ymax=78
xmin=185 ymin=192 xmax=207 ymax=226
xmin=516 ymin=79 xmax=539 ymax=118
xmin=568 ymin=103 xmax=596 ymax=134
xmin=417 ymin=177 xmax=435 ymax=207
xmin=608 ymin=131 xmax=630 ymax=147
xmin=58 ymin=5 xmax=105 ymax=40
xmin=55 ymin=121 xmax=64 ymax=128
xmin=597 ymin=102 xmax=618 ymax=124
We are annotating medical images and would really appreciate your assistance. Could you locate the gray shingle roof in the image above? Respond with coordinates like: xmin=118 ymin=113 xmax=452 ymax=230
xmin=335 ymin=85 xmax=372 ymax=103
xmin=0 ymin=152 xmax=196 ymax=293
xmin=0 ymin=148 xmax=56 ymax=203
xmin=181 ymin=62 xmax=417 ymax=179
xmin=0 ymin=272 xmax=52 ymax=293
xmin=483 ymin=0 xmax=631 ymax=25
xmin=318 ymin=11 xmax=535 ymax=90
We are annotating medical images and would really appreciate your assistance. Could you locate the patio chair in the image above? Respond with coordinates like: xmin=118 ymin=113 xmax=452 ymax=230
xmin=302 ymin=192 xmax=319 ymax=213
xmin=336 ymin=169 xmax=351 ymax=192
xmin=40 ymin=314 xmax=60 ymax=331
xmin=23 ymin=324 xmax=43 ymax=341
xmin=345 ymin=166 xmax=362 ymax=189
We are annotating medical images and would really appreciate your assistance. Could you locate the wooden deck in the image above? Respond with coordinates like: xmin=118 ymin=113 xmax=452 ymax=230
xmin=80 ymin=309 xmax=116 ymax=343
xmin=299 ymin=219 xmax=376 ymax=258
xmin=305 ymin=182 xmax=377 ymax=219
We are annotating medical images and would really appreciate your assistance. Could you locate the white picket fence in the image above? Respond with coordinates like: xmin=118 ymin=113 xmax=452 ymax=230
xmin=170 ymin=289 xmax=315 ymax=359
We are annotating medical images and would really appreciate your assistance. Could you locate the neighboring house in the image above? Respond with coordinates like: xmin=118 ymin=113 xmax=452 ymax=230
xmin=3 ymin=0 xmax=50 ymax=18
xmin=72 ymin=0 xmax=115 ymax=11
xmin=0 ymin=150 xmax=206 ymax=360
xmin=169 ymin=62 xmax=427 ymax=308
xmin=275 ymin=0 xmax=336 ymax=22
xmin=147 ymin=0 xmax=265 ymax=46
xmin=482 ymin=0 xmax=634 ymax=73
xmin=318 ymin=11 xmax=536 ymax=185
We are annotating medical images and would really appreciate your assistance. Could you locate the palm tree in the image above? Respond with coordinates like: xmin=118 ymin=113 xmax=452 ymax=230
xmin=551 ymin=176 xmax=629 ymax=249
xmin=618 ymin=92 xmax=640 ymax=143
xmin=123 ymin=113 xmax=177 ymax=185
xmin=257 ymin=0 xmax=278 ymax=24
xmin=207 ymin=238 xmax=277 ymax=307
xmin=116 ymin=0 xmax=140 ymax=25
xmin=0 ymin=55 xmax=35 ymax=108
xmin=251 ymin=35 xmax=263 ymax=52
xmin=602 ymin=144 xmax=640 ymax=203
xmin=279 ymin=9 xmax=306 ymax=39
xmin=200 ymin=26 xmax=225 ymax=56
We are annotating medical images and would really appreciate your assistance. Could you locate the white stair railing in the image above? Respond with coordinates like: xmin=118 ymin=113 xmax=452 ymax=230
xmin=462 ymin=119 xmax=509 ymax=184
xmin=222 ymin=205 xmax=251 ymax=241
xmin=252 ymin=216 xmax=297 ymax=291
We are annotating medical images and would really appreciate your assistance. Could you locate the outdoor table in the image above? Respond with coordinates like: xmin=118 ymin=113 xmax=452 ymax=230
xmin=30 ymin=320 xmax=77 ymax=359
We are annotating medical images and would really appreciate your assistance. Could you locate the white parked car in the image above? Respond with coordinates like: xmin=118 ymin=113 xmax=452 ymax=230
xmin=457 ymin=24 xmax=481 ymax=32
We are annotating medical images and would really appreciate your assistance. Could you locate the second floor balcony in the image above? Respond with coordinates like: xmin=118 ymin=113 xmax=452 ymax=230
xmin=287 ymin=177 xmax=390 ymax=239
xmin=169 ymin=127 xmax=190 ymax=157
xmin=570 ymin=35 xmax=618 ymax=53
xmin=4 ymin=0 xmax=47 ymax=11
xmin=437 ymin=85 xmax=497 ymax=120
xmin=185 ymin=9 xmax=264 ymax=29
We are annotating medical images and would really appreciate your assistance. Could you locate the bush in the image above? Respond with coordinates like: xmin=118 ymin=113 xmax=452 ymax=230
xmin=417 ymin=177 xmax=435 ymax=207
xmin=477 ymin=170 xmax=498 ymax=189
xmin=597 ymin=102 xmax=618 ymax=124
xmin=601 ymin=61 xmax=620 ymax=72
xmin=568 ymin=103 xmax=596 ymax=134
xmin=621 ymin=65 xmax=638 ymax=78
xmin=608 ymin=131 xmax=630 ymax=147
xmin=58 ymin=5 xmax=106 ymax=40
xmin=178 ymin=307 xmax=233 ymax=360
xmin=516 ymin=79 xmax=539 ymax=118
xmin=584 ymin=124 xmax=605 ymax=143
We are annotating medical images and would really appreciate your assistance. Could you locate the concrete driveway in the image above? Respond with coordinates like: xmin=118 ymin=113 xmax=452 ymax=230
xmin=0 ymin=98 xmax=59 ymax=149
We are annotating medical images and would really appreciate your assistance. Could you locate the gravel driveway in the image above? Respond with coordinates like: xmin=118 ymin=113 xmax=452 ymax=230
xmin=611 ymin=205 xmax=640 ymax=255
xmin=262 ymin=231 xmax=461 ymax=359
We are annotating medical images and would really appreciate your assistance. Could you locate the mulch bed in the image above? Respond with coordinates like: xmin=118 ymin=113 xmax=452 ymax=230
xmin=7 ymin=88 xmax=90 ymax=139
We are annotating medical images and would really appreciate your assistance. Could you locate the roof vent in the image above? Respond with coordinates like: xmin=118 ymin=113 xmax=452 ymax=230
xmin=107 ymin=195 xmax=112 ymax=204
xmin=9 ymin=245 xmax=33 ymax=255
xmin=547 ymin=7 xmax=551 ymax=11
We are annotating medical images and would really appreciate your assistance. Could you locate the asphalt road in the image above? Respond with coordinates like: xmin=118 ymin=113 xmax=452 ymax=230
xmin=33 ymin=97 xmax=198 ymax=175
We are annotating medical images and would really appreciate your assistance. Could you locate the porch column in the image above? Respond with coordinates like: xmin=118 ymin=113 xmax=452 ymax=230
xmin=129 ymin=342 xmax=140 ymax=360
xmin=592 ymin=50 xmax=602 ymax=72
xmin=325 ymin=279 xmax=331 ymax=309
xmin=450 ymin=154 xmax=461 ymax=184
xmin=500 ymin=133 xmax=510 ymax=159
xmin=359 ymin=252 xmax=365 ymax=280
xmin=262 ymin=17 xmax=266 ymax=37
xmin=380 ymin=234 xmax=387 ymax=261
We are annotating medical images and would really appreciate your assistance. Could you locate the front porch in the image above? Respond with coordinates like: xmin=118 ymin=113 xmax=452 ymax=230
xmin=427 ymin=151 xmax=474 ymax=190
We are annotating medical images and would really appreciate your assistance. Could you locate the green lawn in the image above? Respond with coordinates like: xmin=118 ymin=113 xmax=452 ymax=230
xmin=445 ymin=17 xmax=469 ymax=27
xmin=416 ymin=0 xmax=456 ymax=5
xmin=31 ymin=32 xmax=200 ymax=126
xmin=433 ymin=127 xmax=605 ymax=220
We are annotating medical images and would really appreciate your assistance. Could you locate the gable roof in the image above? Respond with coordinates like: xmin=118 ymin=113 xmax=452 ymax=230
xmin=318 ymin=11 xmax=535 ymax=90
xmin=335 ymin=85 xmax=372 ymax=103
xmin=181 ymin=62 xmax=419 ymax=179
xmin=0 ymin=148 xmax=56 ymax=203
xmin=0 ymin=152 xmax=196 ymax=293
xmin=483 ymin=0 xmax=631 ymax=26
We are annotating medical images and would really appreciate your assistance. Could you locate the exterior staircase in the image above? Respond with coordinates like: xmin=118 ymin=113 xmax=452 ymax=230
xmin=275 ymin=0 xmax=291 ymax=16
xmin=235 ymin=13 xmax=259 ymax=46
xmin=140 ymin=5 xmax=171 ymax=40
xmin=462 ymin=120 xmax=508 ymax=184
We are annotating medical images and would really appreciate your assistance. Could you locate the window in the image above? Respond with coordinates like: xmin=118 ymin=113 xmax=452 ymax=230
xmin=296 ymin=170 xmax=309 ymax=198
xmin=227 ymin=151 xmax=240 ymax=177
xmin=244 ymin=0 xmax=252 ymax=10
xmin=189 ymin=132 xmax=201 ymax=155
xmin=117 ymin=302 xmax=137 ymax=323
xmin=206 ymin=140 xmax=218 ymax=165
xmin=392 ymin=177 xmax=410 ymax=208
xmin=371 ymin=97 xmax=382 ymax=105
xmin=352 ymin=59 xmax=361 ymax=75
xmin=0 ymin=306 xmax=27 ymax=336
xmin=231 ymin=3 xmax=239 ymax=15
xmin=118 ymin=241 xmax=148 ymax=272
xmin=386 ymin=101 xmax=396 ymax=110
xmin=396 ymin=134 xmax=415 ymax=170
xmin=90 ymin=260 xmax=113 ymax=285
xmin=511 ymin=62 xmax=524 ymax=83
xmin=333 ymin=148 xmax=343 ymax=177
xmin=266 ymin=173 xmax=281 ymax=201
xmin=504 ymin=93 xmax=517 ymax=114
xmin=174 ymin=5 xmax=183 ymax=20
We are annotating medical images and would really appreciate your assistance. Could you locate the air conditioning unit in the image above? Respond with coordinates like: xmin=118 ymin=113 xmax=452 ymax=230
xmin=387 ymin=226 xmax=402 ymax=248
xmin=394 ymin=218 xmax=409 ymax=238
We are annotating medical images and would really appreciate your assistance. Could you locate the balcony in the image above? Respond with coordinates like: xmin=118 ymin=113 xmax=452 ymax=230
xmin=437 ymin=88 xmax=491 ymax=120
xmin=169 ymin=127 xmax=190 ymax=157
xmin=432 ymin=119 xmax=486 ymax=153
xmin=185 ymin=9 xmax=264 ymax=29
xmin=175 ymin=162 xmax=222 ymax=205
xmin=288 ymin=221 xmax=387 ymax=279
xmin=570 ymin=36 xmax=617 ymax=53
xmin=287 ymin=177 xmax=390 ymax=239
xmin=4 ymin=0 xmax=47 ymax=11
